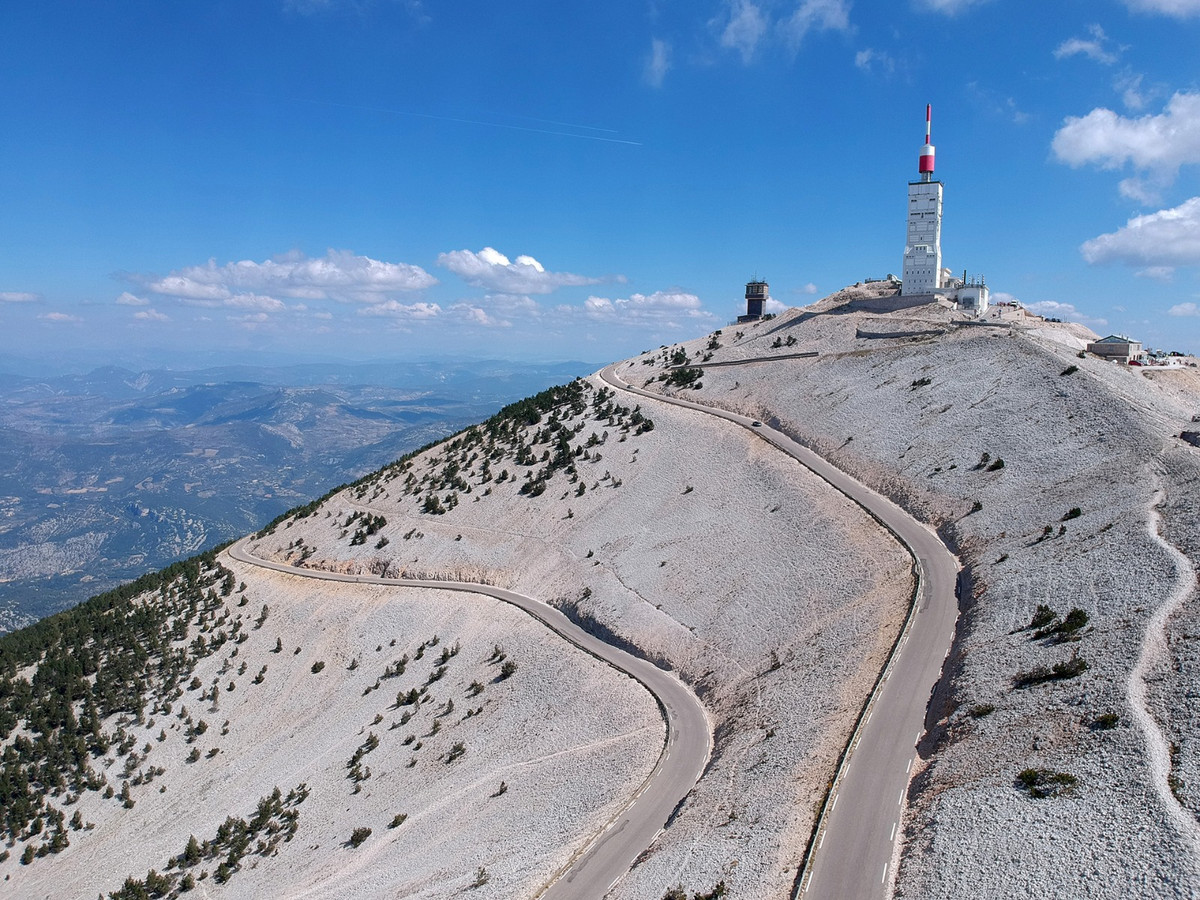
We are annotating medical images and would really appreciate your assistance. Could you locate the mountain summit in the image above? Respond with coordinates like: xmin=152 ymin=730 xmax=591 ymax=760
xmin=3 ymin=285 xmax=1198 ymax=899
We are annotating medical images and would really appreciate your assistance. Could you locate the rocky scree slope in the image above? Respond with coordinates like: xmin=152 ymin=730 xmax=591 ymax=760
xmin=0 ymin=547 xmax=663 ymax=899
xmin=2 ymin=366 xmax=911 ymax=899
xmin=628 ymin=283 xmax=1200 ymax=899
xmin=246 ymin=375 xmax=913 ymax=898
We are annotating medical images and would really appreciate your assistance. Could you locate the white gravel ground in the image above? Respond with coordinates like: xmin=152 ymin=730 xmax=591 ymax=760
xmin=242 ymin=372 xmax=913 ymax=898
xmin=631 ymin=283 xmax=1200 ymax=899
xmin=6 ymin=572 xmax=664 ymax=900
xmin=10 ymin=282 xmax=1197 ymax=900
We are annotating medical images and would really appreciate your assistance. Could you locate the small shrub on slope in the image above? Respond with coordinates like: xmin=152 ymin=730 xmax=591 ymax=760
xmin=1016 ymin=768 xmax=1077 ymax=799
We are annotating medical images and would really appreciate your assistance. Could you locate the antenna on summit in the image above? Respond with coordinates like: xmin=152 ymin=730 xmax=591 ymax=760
xmin=898 ymin=103 xmax=990 ymax=313
xmin=918 ymin=104 xmax=936 ymax=181
xmin=902 ymin=103 xmax=943 ymax=296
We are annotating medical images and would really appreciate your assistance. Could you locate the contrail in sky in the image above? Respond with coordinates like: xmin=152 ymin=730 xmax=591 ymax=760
xmin=503 ymin=113 xmax=621 ymax=135
xmin=251 ymin=93 xmax=642 ymax=146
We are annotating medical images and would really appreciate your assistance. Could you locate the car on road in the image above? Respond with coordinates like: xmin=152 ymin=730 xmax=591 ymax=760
xmin=751 ymin=420 xmax=762 ymax=427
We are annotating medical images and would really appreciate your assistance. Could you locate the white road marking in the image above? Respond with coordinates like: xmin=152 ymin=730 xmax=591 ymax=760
xmin=881 ymin=863 xmax=888 ymax=883
xmin=898 ymin=789 xmax=905 ymax=806
xmin=889 ymin=821 xmax=896 ymax=842
xmin=906 ymin=757 xmax=913 ymax=774
xmin=831 ymin=793 xmax=839 ymax=811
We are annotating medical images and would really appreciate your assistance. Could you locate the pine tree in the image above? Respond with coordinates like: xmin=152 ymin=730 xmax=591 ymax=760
xmin=183 ymin=834 xmax=202 ymax=866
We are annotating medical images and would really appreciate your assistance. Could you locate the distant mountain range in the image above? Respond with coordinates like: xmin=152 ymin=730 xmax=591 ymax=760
xmin=0 ymin=359 xmax=598 ymax=630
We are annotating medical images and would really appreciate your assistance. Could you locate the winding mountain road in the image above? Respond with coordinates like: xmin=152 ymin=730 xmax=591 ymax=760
xmin=225 ymin=538 xmax=711 ymax=900
xmin=229 ymin=352 xmax=958 ymax=900
xmin=600 ymin=362 xmax=960 ymax=900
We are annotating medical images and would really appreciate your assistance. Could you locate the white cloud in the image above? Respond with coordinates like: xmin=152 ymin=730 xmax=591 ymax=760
xmin=452 ymin=304 xmax=511 ymax=327
xmin=1168 ymin=301 xmax=1200 ymax=316
xmin=0 ymin=291 xmax=39 ymax=303
xmin=1080 ymin=197 xmax=1200 ymax=267
xmin=437 ymin=247 xmax=601 ymax=294
xmin=781 ymin=0 xmax=852 ymax=50
xmin=711 ymin=0 xmax=851 ymax=63
xmin=142 ymin=249 xmax=436 ymax=304
xmin=1053 ymin=25 xmax=1119 ymax=64
xmin=115 ymin=291 xmax=149 ymax=306
xmin=1114 ymin=72 xmax=1150 ymax=111
xmin=717 ymin=0 xmax=768 ymax=63
xmin=1006 ymin=98 xmax=1030 ymax=125
xmin=914 ymin=0 xmax=988 ymax=14
xmin=644 ymin=38 xmax=671 ymax=87
xmin=133 ymin=308 xmax=169 ymax=322
xmin=1025 ymin=300 xmax=1108 ymax=329
xmin=797 ymin=282 xmax=819 ymax=295
xmin=38 ymin=312 xmax=81 ymax=323
xmin=459 ymin=306 xmax=493 ymax=326
xmin=966 ymin=82 xmax=1031 ymax=125
xmin=582 ymin=290 xmax=714 ymax=323
xmin=855 ymin=48 xmax=894 ymax=75
xmin=764 ymin=297 xmax=788 ymax=314
xmin=224 ymin=293 xmax=288 ymax=312
xmin=1052 ymin=92 xmax=1200 ymax=185
xmin=359 ymin=300 xmax=442 ymax=319
xmin=1117 ymin=176 xmax=1163 ymax=204
xmin=478 ymin=293 xmax=540 ymax=317
xmin=1120 ymin=0 xmax=1200 ymax=17
xmin=1136 ymin=265 xmax=1176 ymax=281
xmin=147 ymin=275 xmax=233 ymax=301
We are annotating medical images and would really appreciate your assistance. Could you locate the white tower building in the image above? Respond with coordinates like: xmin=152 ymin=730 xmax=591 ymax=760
xmin=902 ymin=105 xmax=943 ymax=296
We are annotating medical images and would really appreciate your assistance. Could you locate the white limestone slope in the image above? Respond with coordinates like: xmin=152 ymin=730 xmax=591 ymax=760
xmin=5 ymin=336 xmax=913 ymax=900
xmin=12 ymin=281 xmax=1197 ymax=900
xmin=630 ymin=283 xmax=1200 ymax=899
xmin=9 ymin=571 xmax=664 ymax=900
xmin=244 ymin=375 xmax=913 ymax=898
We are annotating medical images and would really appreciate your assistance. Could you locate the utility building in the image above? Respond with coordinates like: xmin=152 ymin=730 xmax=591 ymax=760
xmin=1086 ymin=335 xmax=1143 ymax=363
xmin=902 ymin=105 xmax=943 ymax=296
xmin=738 ymin=279 xmax=769 ymax=323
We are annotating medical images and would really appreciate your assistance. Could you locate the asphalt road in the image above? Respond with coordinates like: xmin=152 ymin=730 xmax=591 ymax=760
xmin=600 ymin=363 xmax=960 ymax=900
xmin=225 ymin=538 xmax=711 ymax=900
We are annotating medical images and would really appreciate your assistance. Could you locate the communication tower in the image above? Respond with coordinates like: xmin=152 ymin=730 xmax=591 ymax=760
xmin=901 ymin=105 xmax=943 ymax=296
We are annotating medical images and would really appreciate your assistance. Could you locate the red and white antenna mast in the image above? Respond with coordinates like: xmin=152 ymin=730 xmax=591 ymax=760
xmin=918 ymin=103 xmax=936 ymax=180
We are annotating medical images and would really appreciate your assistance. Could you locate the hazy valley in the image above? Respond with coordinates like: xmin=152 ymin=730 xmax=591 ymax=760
xmin=0 ymin=360 xmax=596 ymax=630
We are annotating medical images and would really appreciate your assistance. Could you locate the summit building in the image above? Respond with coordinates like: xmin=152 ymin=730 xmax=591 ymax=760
xmin=900 ymin=105 xmax=989 ymax=313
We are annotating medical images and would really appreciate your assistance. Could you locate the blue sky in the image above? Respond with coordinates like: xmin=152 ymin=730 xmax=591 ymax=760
xmin=3 ymin=0 xmax=1200 ymax=371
